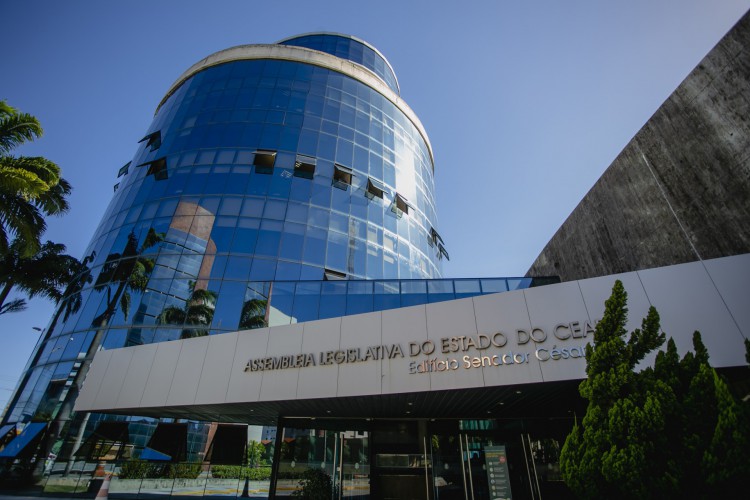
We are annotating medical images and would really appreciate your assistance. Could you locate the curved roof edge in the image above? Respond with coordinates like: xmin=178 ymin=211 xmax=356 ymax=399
xmin=276 ymin=32 xmax=400 ymax=94
xmin=156 ymin=44 xmax=433 ymax=166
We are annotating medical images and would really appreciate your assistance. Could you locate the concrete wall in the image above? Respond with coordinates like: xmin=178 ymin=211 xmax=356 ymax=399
xmin=528 ymin=11 xmax=750 ymax=281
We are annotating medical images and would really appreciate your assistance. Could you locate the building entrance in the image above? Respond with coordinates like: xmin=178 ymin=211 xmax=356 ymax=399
xmin=274 ymin=421 xmax=370 ymax=498
xmin=272 ymin=418 xmax=572 ymax=499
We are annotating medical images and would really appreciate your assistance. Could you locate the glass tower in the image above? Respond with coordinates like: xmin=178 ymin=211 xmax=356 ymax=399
xmin=3 ymin=31 xmax=453 ymax=442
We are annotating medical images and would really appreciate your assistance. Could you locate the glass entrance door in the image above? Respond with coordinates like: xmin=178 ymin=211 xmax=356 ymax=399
xmin=273 ymin=418 xmax=568 ymax=499
xmin=331 ymin=430 xmax=369 ymax=499
xmin=460 ymin=434 xmax=516 ymax=500
xmin=275 ymin=423 xmax=369 ymax=498
xmin=429 ymin=421 xmax=539 ymax=500
xmin=370 ymin=421 xmax=429 ymax=500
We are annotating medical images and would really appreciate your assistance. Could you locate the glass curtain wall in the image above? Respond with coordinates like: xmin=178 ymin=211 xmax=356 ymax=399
xmin=279 ymin=33 xmax=400 ymax=94
xmin=0 ymin=35 xmax=448 ymax=496
xmin=5 ymin=44 xmax=442 ymax=425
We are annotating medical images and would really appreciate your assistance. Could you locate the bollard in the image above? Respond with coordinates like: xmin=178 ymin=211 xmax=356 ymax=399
xmin=95 ymin=473 xmax=112 ymax=500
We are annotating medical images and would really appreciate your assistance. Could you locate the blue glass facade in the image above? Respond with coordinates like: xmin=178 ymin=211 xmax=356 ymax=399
xmin=3 ymin=34 xmax=443 ymax=426
xmin=278 ymin=33 xmax=400 ymax=94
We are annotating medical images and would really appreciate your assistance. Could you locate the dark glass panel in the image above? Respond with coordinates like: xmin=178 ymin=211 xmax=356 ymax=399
xmin=275 ymin=261 xmax=300 ymax=280
xmin=346 ymin=281 xmax=373 ymax=315
xmin=249 ymin=258 xmax=276 ymax=281
xmin=255 ymin=220 xmax=282 ymax=257
xmin=319 ymin=281 xmax=347 ymax=320
xmin=206 ymin=424 xmax=247 ymax=465
xmin=481 ymin=279 xmax=508 ymax=294
xmin=351 ymin=238 xmax=367 ymax=278
xmin=400 ymin=280 xmax=427 ymax=307
xmin=102 ymin=329 xmax=126 ymax=350
xmin=279 ymin=222 xmax=305 ymax=261
xmin=508 ymin=278 xmax=532 ymax=290
xmin=241 ymin=197 xmax=265 ymax=217
xmin=225 ymin=256 xmax=252 ymax=282
xmin=268 ymin=282 xmax=295 ymax=327
xmin=292 ymin=282 xmax=321 ymax=323
xmin=209 ymin=216 xmax=237 ymax=252
xmin=246 ymin=170 xmax=271 ymax=196
xmin=427 ymin=280 xmax=455 ymax=303
xmin=302 ymin=225 xmax=327 ymax=267
xmin=211 ymin=281 xmax=246 ymax=331
xmin=325 ymin=231 xmax=348 ymax=272
xmin=231 ymin=218 xmax=260 ymax=255
xmin=383 ymin=250 xmax=397 ymax=278
xmin=374 ymin=280 xmax=400 ymax=311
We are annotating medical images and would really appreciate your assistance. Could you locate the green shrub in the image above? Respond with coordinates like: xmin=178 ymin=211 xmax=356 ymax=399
xmin=169 ymin=463 xmax=202 ymax=479
xmin=291 ymin=468 xmax=332 ymax=499
xmin=119 ymin=460 xmax=202 ymax=479
xmin=210 ymin=466 xmax=271 ymax=481
xmin=119 ymin=460 xmax=156 ymax=479
xmin=210 ymin=465 xmax=241 ymax=479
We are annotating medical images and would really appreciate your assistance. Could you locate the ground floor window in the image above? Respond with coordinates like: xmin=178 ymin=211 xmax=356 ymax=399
xmin=10 ymin=415 xmax=573 ymax=499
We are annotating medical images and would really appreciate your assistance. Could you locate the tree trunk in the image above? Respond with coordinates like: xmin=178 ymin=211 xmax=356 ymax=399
xmin=58 ymin=280 xmax=127 ymax=475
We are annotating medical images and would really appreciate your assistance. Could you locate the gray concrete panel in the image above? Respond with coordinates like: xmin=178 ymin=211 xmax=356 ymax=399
xmin=93 ymin=348 xmax=133 ymax=410
xmin=225 ymin=329 xmax=268 ymax=403
xmin=73 ymin=349 xmax=112 ymax=412
xmin=140 ymin=341 xmax=183 ymax=408
xmin=703 ymin=253 xmax=750 ymax=339
xmin=638 ymin=260 xmax=746 ymax=366
xmin=259 ymin=324 xmax=304 ymax=401
xmin=381 ymin=305 xmax=430 ymax=394
xmin=195 ymin=333 xmax=240 ymax=405
xmin=472 ymin=291 xmax=545 ymax=387
xmin=167 ymin=336 xmax=210 ymax=406
xmin=296 ymin=318 xmax=341 ymax=400
xmin=115 ymin=345 xmax=157 ymax=409
xmin=523 ymin=282 xmax=590 ymax=382
xmin=338 ymin=313 xmax=383 ymax=397
xmin=425 ymin=297 xmax=483 ymax=391
xmin=577 ymin=271 xmax=652 ymax=334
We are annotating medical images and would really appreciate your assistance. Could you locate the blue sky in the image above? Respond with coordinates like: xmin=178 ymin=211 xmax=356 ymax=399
xmin=1 ymin=0 xmax=748 ymax=412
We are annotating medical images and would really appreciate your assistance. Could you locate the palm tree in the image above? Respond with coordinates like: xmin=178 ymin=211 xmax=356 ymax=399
xmin=0 ymin=251 xmax=95 ymax=428
xmin=0 ymin=238 xmax=81 ymax=314
xmin=91 ymin=228 xmax=164 ymax=327
xmin=157 ymin=288 xmax=218 ymax=339
xmin=52 ymin=228 xmax=163 ymax=473
xmin=0 ymin=101 xmax=72 ymax=256
xmin=56 ymin=251 xmax=97 ymax=324
xmin=239 ymin=298 xmax=268 ymax=329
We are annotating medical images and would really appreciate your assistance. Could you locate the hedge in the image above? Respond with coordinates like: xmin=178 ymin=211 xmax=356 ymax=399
xmin=210 ymin=466 xmax=271 ymax=480
xmin=119 ymin=460 xmax=202 ymax=479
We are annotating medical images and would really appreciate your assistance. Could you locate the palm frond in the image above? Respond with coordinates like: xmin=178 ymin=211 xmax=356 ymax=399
xmin=120 ymin=292 xmax=131 ymax=321
xmin=0 ymin=108 xmax=43 ymax=154
xmin=0 ymin=239 xmax=81 ymax=305
xmin=33 ymin=176 xmax=71 ymax=215
xmin=0 ymin=193 xmax=46 ymax=256
xmin=140 ymin=228 xmax=165 ymax=253
xmin=0 ymin=163 xmax=50 ymax=197
xmin=0 ymin=298 xmax=27 ymax=315
xmin=157 ymin=306 xmax=187 ymax=326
